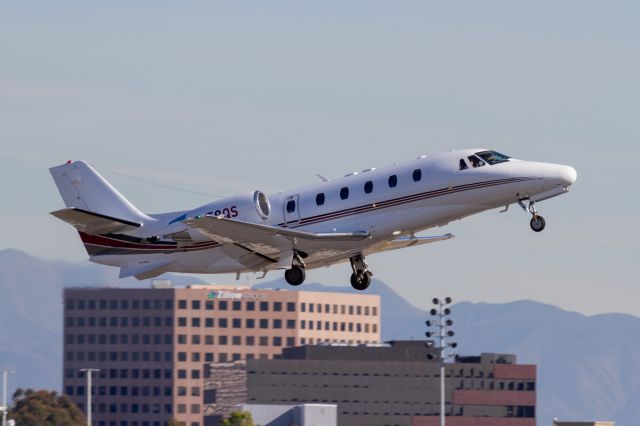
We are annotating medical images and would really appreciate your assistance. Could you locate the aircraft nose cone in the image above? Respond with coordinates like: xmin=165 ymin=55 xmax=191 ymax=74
xmin=557 ymin=165 xmax=577 ymax=186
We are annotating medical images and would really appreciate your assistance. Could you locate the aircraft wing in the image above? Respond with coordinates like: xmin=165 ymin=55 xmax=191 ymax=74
xmin=50 ymin=207 xmax=141 ymax=234
xmin=183 ymin=215 xmax=370 ymax=265
xmin=365 ymin=233 xmax=454 ymax=255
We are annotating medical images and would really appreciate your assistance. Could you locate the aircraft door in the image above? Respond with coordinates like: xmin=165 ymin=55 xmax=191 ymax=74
xmin=283 ymin=194 xmax=301 ymax=227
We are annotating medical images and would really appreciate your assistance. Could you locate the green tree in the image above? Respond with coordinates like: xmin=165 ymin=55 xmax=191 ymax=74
xmin=8 ymin=388 xmax=86 ymax=426
xmin=167 ymin=419 xmax=186 ymax=426
xmin=219 ymin=410 xmax=256 ymax=426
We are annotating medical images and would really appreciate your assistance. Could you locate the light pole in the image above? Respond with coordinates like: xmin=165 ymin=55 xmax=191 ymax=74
xmin=425 ymin=297 xmax=457 ymax=426
xmin=1 ymin=369 xmax=15 ymax=426
xmin=79 ymin=369 xmax=100 ymax=426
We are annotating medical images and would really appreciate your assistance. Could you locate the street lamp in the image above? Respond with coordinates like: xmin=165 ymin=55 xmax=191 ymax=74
xmin=79 ymin=369 xmax=100 ymax=426
xmin=1 ymin=369 xmax=15 ymax=426
xmin=425 ymin=297 xmax=457 ymax=426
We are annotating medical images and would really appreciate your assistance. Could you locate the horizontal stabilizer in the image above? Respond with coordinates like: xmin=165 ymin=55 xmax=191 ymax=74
xmin=119 ymin=260 xmax=174 ymax=280
xmin=51 ymin=207 xmax=141 ymax=235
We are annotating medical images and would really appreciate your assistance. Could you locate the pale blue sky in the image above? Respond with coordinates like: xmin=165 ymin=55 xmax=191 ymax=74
xmin=1 ymin=2 xmax=637 ymax=315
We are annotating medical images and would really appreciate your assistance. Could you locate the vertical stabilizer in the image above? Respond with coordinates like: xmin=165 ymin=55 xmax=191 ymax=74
xmin=49 ymin=161 xmax=151 ymax=225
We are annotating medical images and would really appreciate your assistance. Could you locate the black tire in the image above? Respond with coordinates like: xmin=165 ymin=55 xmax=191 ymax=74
xmin=350 ymin=271 xmax=372 ymax=291
xmin=530 ymin=215 xmax=546 ymax=232
xmin=284 ymin=266 xmax=306 ymax=286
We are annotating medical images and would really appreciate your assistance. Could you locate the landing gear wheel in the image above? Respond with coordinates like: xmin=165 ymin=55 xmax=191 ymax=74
xmin=284 ymin=266 xmax=306 ymax=286
xmin=530 ymin=215 xmax=546 ymax=232
xmin=350 ymin=271 xmax=372 ymax=291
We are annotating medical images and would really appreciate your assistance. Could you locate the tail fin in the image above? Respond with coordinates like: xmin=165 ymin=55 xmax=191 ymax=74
xmin=49 ymin=161 xmax=151 ymax=227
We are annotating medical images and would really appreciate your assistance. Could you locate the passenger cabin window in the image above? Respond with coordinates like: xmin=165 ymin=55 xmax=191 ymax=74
xmin=459 ymin=159 xmax=468 ymax=170
xmin=475 ymin=150 xmax=511 ymax=165
xmin=412 ymin=169 xmax=422 ymax=182
xmin=286 ymin=200 xmax=296 ymax=213
xmin=468 ymin=155 xmax=485 ymax=168
xmin=364 ymin=181 xmax=373 ymax=194
xmin=388 ymin=175 xmax=398 ymax=188
xmin=340 ymin=187 xmax=349 ymax=200
xmin=315 ymin=193 xmax=325 ymax=206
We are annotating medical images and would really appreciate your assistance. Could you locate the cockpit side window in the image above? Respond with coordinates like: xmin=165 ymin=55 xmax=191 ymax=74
xmin=459 ymin=159 xmax=468 ymax=170
xmin=475 ymin=150 xmax=510 ymax=165
xmin=468 ymin=155 xmax=485 ymax=168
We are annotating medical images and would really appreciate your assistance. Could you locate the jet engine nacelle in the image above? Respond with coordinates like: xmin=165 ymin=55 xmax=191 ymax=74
xmin=182 ymin=190 xmax=272 ymax=243
xmin=204 ymin=190 xmax=271 ymax=222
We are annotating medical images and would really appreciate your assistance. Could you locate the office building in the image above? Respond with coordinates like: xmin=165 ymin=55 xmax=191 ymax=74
xmin=63 ymin=284 xmax=380 ymax=426
xmin=205 ymin=341 xmax=536 ymax=426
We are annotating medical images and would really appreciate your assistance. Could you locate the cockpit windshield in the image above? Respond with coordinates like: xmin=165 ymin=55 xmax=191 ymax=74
xmin=475 ymin=150 xmax=510 ymax=165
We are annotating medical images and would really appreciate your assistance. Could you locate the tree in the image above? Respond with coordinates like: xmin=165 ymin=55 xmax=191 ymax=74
xmin=219 ymin=410 xmax=256 ymax=426
xmin=167 ymin=419 xmax=186 ymax=426
xmin=8 ymin=388 xmax=86 ymax=426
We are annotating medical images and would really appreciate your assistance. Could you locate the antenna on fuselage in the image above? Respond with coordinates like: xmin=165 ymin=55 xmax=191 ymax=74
xmin=316 ymin=173 xmax=330 ymax=183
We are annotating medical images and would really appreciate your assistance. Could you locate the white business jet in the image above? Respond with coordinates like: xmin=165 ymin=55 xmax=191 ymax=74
xmin=50 ymin=149 xmax=576 ymax=290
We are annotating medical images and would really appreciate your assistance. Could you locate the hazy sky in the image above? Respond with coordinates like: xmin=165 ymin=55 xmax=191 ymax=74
xmin=1 ymin=2 xmax=638 ymax=316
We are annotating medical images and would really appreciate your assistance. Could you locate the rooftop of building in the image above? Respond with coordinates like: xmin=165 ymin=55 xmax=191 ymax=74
xmin=275 ymin=340 xmax=517 ymax=364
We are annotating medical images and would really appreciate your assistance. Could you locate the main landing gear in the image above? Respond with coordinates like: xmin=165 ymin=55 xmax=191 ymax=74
xmin=283 ymin=251 xmax=374 ymax=291
xmin=349 ymin=254 xmax=372 ymax=291
xmin=284 ymin=251 xmax=306 ymax=286
xmin=519 ymin=198 xmax=546 ymax=232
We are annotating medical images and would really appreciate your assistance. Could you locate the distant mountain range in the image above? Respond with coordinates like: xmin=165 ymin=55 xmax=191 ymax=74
xmin=1 ymin=249 xmax=639 ymax=425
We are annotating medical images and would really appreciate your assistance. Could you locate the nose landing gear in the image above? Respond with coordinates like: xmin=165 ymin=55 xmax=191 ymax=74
xmin=349 ymin=254 xmax=372 ymax=291
xmin=519 ymin=199 xmax=546 ymax=232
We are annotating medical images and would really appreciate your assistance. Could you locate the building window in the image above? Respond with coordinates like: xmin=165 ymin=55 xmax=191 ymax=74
xmin=192 ymin=300 xmax=200 ymax=310
xmin=246 ymin=319 xmax=255 ymax=328
xmin=205 ymin=301 xmax=214 ymax=310
xmin=259 ymin=319 xmax=268 ymax=329
xmin=364 ymin=181 xmax=373 ymax=194
xmin=191 ymin=318 xmax=200 ymax=327
xmin=232 ymin=319 xmax=241 ymax=328
xmin=273 ymin=302 xmax=282 ymax=312
xmin=286 ymin=320 xmax=295 ymax=329
xmin=340 ymin=187 xmax=349 ymax=200
xmin=178 ymin=352 xmax=187 ymax=362
xmin=232 ymin=336 xmax=241 ymax=345
xmin=219 ymin=301 xmax=228 ymax=311
xmin=178 ymin=334 xmax=187 ymax=344
xmin=301 ymin=303 xmax=306 ymax=312
xmin=260 ymin=302 xmax=269 ymax=311
xmin=286 ymin=337 xmax=295 ymax=347
xmin=259 ymin=337 xmax=268 ymax=346
xmin=246 ymin=301 xmax=255 ymax=311
xmin=316 ymin=193 xmax=325 ymax=206
xmin=233 ymin=301 xmax=241 ymax=311
xmin=178 ymin=318 xmax=187 ymax=327
xmin=219 ymin=336 xmax=228 ymax=345
xmin=273 ymin=337 xmax=282 ymax=346
xmin=286 ymin=302 xmax=296 ymax=312
xmin=219 ymin=318 xmax=228 ymax=328
xmin=192 ymin=335 xmax=201 ymax=345
xmin=273 ymin=319 xmax=282 ymax=329
xmin=301 ymin=320 xmax=306 ymax=329
xmin=205 ymin=335 xmax=214 ymax=345
xmin=413 ymin=169 xmax=422 ymax=182
xmin=205 ymin=318 xmax=214 ymax=328
xmin=246 ymin=336 xmax=255 ymax=346
xmin=388 ymin=175 xmax=398 ymax=188
xmin=177 ymin=370 xmax=186 ymax=379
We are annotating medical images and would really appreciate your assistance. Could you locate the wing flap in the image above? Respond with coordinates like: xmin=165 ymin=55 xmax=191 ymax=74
xmin=366 ymin=233 xmax=454 ymax=255
xmin=51 ymin=207 xmax=141 ymax=234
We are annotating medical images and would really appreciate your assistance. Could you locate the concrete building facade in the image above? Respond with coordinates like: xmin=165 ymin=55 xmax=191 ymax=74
xmin=225 ymin=341 xmax=536 ymax=426
xmin=62 ymin=284 xmax=380 ymax=426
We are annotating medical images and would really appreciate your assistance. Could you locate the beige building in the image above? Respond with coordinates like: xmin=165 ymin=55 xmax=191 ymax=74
xmin=63 ymin=284 xmax=380 ymax=426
